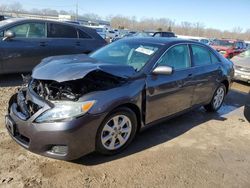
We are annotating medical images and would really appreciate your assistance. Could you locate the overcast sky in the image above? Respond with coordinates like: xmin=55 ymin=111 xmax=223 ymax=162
xmin=1 ymin=0 xmax=250 ymax=31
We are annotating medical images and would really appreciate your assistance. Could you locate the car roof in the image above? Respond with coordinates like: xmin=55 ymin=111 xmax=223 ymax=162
xmin=2 ymin=18 xmax=82 ymax=27
xmin=120 ymin=37 xmax=205 ymax=46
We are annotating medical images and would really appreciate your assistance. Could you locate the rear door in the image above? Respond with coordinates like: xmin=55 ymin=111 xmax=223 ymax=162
xmin=145 ymin=44 xmax=195 ymax=124
xmin=77 ymin=29 xmax=100 ymax=54
xmin=189 ymin=44 xmax=221 ymax=105
xmin=46 ymin=22 xmax=80 ymax=56
xmin=0 ymin=22 xmax=48 ymax=73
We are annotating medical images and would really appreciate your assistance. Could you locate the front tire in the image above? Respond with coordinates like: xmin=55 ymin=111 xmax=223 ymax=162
xmin=96 ymin=107 xmax=137 ymax=155
xmin=204 ymin=84 xmax=226 ymax=112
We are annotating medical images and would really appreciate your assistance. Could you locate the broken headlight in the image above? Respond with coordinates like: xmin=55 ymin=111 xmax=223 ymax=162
xmin=35 ymin=100 xmax=96 ymax=123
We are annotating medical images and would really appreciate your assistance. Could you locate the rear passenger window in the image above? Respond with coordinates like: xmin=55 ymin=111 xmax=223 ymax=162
xmin=191 ymin=45 xmax=211 ymax=66
xmin=158 ymin=44 xmax=190 ymax=70
xmin=47 ymin=23 xmax=77 ymax=38
xmin=78 ymin=29 xmax=92 ymax=39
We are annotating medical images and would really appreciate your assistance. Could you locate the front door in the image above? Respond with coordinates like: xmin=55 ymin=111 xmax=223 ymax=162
xmin=145 ymin=44 xmax=195 ymax=124
xmin=0 ymin=22 xmax=48 ymax=73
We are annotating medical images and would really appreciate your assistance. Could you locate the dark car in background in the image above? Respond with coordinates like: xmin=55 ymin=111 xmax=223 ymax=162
xmin=0 ymin=18 xmax=106 ymax=74
xmin=245 ymin=91 xmax=250 ymax=122
xmin=231 ymin=49 xmax=250 ymax=83
xmin=6 ymin=38 xmax=234 ymax=160
xmin=210 ymin=39 xmax=246 ymax=59
xmin=0 ymin=15 xmax=5 ymax=21
xmin=153 ymin=32 xmax=176 ymax=38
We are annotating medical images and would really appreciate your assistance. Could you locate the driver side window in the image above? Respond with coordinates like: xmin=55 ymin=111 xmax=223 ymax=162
xmin=7 ymin=23 xmax=46 ymax=38
xmin=158 ymin=44 xmax=190 ymax=70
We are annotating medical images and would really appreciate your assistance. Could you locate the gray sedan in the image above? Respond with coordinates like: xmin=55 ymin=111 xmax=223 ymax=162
xmin=232 ymin=50 xmax=250 ymax=83
xmin=6 ymin=38 xmax=234 ymax=160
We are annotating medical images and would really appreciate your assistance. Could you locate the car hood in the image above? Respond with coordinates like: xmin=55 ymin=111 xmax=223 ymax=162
xmin=231 ymin=56 xmax=250 ymax=68
xmin=32 ymin=54 xmax=136 ymax=82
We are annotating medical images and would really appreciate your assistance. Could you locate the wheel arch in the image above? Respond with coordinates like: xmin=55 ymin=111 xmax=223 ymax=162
xmin=221 ymin=79 xmax=229 ymax=93
xmin=111 ymin=103 xmax=142 ymax=134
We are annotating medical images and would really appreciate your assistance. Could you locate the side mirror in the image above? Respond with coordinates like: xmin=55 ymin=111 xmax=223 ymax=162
xmin=3 ymin=30 xmax=15 ymax=41
xmin=152 ymin=66 xmax=173 ymax=75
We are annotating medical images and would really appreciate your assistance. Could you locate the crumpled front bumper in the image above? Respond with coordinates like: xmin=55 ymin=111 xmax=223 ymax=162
xmin=5 ymin=85 xmax=106 ymax=160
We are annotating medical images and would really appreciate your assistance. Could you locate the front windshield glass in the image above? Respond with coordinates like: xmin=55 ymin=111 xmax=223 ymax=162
xmin=213 ymin=40 xmax=234 ymax=47
xmin=239 ymin=49 xmax=250 ymax=58
xmin=90 ymin=41 xmax=161 ymax=71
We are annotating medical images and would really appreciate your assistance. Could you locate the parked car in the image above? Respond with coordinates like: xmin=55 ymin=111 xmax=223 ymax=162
xmin=153 ymin=32 xmax=176 ymax=38
xmin=231 ymin=49 xmax=250 ymax=83
xmin=106 ymin=30 xmax=118 ymax=39
xmin=0 ymin=18 xmax=106 ymax=74
xmin=210 ymin=39 xmax=246 ymax=59
xmin=0 ymin=15 xmax=4 ymax=21
xmin=245 ymin=90 xmax=250 ymax=122
xmin=6 ymin=38 xmax=234 ymax=160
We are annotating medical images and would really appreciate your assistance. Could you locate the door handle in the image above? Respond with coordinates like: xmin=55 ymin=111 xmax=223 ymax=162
xmin=76 ymin=41 xmax=81 ymax=46
xmin=39 ymin=42 xmax=47 ymax=47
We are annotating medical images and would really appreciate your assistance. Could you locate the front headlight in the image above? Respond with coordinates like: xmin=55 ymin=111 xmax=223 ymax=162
xmin=36 ymin=100 xmax=96 ymax=123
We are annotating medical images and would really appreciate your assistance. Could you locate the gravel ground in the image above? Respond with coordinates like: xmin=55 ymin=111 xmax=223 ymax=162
xmin=0 ymin=74 xmax=249 ymax=188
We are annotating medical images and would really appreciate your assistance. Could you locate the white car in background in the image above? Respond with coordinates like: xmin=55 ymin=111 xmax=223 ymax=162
xmin=177 ymin=35 xmax=210 ymax=45
xmin=106 ymin=30 xmax=119 ymax=39
xmin=87 ymin=25 xmax=108 ymax=39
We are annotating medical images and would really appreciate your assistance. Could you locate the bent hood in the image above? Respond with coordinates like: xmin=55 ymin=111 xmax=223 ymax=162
xmin=32 ymin=54 xmax=136 ymax=82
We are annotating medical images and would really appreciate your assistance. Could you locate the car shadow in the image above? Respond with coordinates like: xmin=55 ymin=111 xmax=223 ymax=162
xmin=74 ymin=89 xmax=248 ymax=166
xmin=0 ymin=74 xmax=25 ymax=87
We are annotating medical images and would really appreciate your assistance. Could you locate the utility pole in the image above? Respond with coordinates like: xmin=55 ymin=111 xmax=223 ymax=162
xmin=75 ymin=0 xmax=78 ymax=21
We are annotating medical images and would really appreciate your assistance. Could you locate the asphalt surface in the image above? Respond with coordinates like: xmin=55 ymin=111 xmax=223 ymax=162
xmin=0 ymin=74 xmax=249 ymax=188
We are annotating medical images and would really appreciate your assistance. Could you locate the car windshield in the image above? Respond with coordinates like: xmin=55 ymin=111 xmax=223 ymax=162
xmin=213 ymin=40 xmax=234 ymax=47
xmin=239 ymin=49 xmax=250 ymax=58
xmin=90 ymin=40 xmax=161 ymax=71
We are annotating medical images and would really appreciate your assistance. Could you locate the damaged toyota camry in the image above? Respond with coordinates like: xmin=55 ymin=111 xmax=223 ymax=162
xmin=6 ymin=38 xmax=234 ymax=160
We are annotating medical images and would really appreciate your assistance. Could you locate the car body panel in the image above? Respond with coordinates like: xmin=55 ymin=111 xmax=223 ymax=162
xmin=32 ymin=54 xmax=136 ymax=82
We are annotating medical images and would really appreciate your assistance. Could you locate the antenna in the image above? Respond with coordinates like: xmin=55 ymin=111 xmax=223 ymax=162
xmin=76 ymin=0 xmax=78 ymax=21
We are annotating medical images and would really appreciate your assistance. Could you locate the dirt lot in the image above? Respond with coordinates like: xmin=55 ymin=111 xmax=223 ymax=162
xmin=0 ymin=74 xmax=249 ymax=188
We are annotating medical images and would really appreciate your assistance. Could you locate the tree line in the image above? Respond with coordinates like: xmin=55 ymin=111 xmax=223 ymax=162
xmin=1 ymin=2 xmax=250 ymax=40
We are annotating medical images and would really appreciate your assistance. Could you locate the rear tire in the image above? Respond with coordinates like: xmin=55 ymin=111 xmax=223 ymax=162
xmin=96 ymin=107 xmax=137 ymax=155
xmin=204 ymin=84 xmax=226 ymax=112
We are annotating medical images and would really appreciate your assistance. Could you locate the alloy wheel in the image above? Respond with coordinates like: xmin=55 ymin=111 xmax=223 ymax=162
xmin=213 ymin=87 xmax=225 ymax=109
xmin=101 ymin=115 xmax=132 ymax=150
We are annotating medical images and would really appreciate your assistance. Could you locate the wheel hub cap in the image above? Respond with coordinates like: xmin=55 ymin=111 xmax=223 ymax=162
xmin=101 ymin=115 xmax=132 ymax=150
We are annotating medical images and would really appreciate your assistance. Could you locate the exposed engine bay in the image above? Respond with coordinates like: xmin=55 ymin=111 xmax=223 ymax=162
xmin=30 ymin=71 xmax=126 ymax=101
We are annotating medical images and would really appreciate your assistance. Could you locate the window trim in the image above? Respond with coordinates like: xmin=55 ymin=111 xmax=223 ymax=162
xmin=47 ymin=22 xmax=78 ymax=39
xmin=152 ymin=43 xmax=192 ymax=72
xmin=77 ymin=29 xmax=93 ymax=40
xmin=5 ymin=22 xmax=47 ymax=39
xmin=190 ymin=43 xmax=220 ymax=67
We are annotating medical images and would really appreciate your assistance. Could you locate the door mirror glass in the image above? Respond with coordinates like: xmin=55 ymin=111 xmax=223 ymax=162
xmin=3 ymin=30 xmax=15 ymax=41
xmin=153 ymin=66 xmax=173 ymax=75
